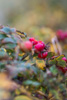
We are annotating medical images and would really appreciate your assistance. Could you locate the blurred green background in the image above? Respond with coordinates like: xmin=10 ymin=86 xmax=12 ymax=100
xmin=0 ymin=0 xmax=67 ymax=38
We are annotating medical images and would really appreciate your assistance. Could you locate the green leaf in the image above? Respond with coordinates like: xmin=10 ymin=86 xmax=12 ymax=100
xmin=31 ymin=66 xmax=38 ymax=75
xmin=0 ymin=34 xmax=7 ymax=40
xmin=0 ymin=48 xmax=7 ymax=58
xmin=50 ymin=90 xmax=61 ymax=100
xmin=0 ymin=61 xmax=7 ymax=70
xmin=56 ymin=55 xmax=64 ymax=61
xmin=1 ymin=27 xmax=11 ymax=34
xmin=23 ymin=80 xmax=41 ymax=87
xmin=47 ymin=52 xmax=54 ymax=58
xmin=2 ymin=37 xmax=16 ymax=44
xmin=49 ymin=59 xmax=56 ymax=65
xmin=50 ymin=65 xmax=58 ymax=75
xmin=11 ymin=28 xmax=16 ymax=33
xmin=14 ymin=96 xmax=32 ymax=100
xmin=4 ymin=43 xmax=17 ymax=49
xmin=59 ymin=84 xmax=66 ymax=92
xmin=57 ymin=60 xmax=66 ymax=67
xmin=41 ymin=87 xmax=47 ymax=93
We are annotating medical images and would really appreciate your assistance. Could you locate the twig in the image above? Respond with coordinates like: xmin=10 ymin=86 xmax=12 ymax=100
xmin=21 ymin=53 xmax=28 ymax=60
xmin=37 ymin=91 xmax=49 ymax=100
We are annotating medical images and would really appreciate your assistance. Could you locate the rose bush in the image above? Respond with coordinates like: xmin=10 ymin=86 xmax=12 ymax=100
xmin=0 ymin=25 xmax=67 ymax=100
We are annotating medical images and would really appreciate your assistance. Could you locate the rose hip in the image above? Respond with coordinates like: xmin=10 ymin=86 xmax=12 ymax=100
xmin=56 ymin=30 xmax=66 ymax=40
xmin=38 ymin=52 xmax=48 ymax=59
xmin=29 ymin=37 xmax=35 ymax=42
xmin=58 ymin=66 xmax=67 ymax=73
xmin=29 ymin=37 xmax=38 ymax=45
xmin=34 ymin=43 xmax=45 ymax=52
xmin=20 ymin=41 xmax=32 ymax=52
xmin=62 ymin=57 xmax=67 ymax=62
xmin=33 ymin=40 xmax=38 ymax=45
xmin=38 ymin=41 xmax=46 ymax=48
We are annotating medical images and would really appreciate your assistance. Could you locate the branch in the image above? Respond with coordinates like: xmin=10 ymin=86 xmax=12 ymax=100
xmin=16 ymin=30 xmax=27 ymax=37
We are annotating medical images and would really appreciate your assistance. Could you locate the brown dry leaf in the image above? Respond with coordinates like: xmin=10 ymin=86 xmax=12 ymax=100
xmin=0 ymin=73 xmax=18 ymax=91
xmin=0 ymin=73 xmax=18 ymax=100
xmin=0 ymin=90 xmax=10 ymax=100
